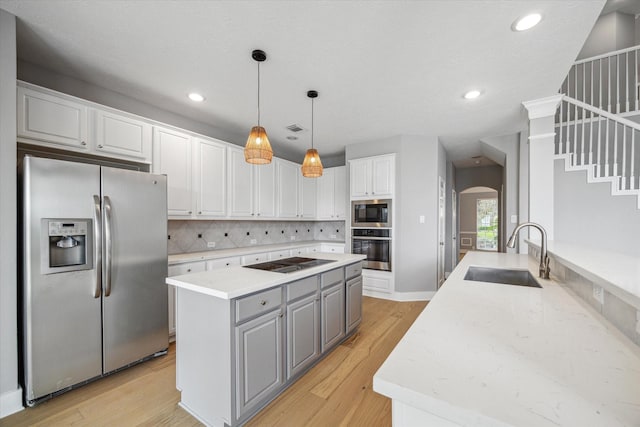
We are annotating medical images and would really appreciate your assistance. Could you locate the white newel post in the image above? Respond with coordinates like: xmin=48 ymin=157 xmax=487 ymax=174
xmin=522 ymin=95 xmax=562 ymax=242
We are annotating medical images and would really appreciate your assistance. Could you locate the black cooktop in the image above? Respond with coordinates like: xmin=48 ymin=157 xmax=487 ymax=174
xmin=243 ymin=257 xmax=335 ymax=274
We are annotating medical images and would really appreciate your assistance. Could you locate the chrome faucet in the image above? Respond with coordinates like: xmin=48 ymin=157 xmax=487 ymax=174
xmin=507 ymin=222 xmax=550 ymax=279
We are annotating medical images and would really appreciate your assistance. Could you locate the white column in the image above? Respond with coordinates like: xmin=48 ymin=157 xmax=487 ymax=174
xmin=522 ymin=95 xmax=562 ymax=242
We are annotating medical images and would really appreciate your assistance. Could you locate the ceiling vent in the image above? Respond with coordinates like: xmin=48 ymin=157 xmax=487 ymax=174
xmin=286 ymin=124 xmax=305 ymax=133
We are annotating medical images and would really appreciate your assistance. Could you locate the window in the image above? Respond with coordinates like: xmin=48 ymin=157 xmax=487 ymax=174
xmin=476 ymin=198 xmax=498 ymax=251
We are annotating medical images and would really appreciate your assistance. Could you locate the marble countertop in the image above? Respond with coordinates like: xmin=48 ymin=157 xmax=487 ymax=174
xmin=168 ymin=240 xmax=346 ymax=265
xmin=166 ymin=252 xmax=365 ymax=300
xmin=527 ymin=239 xmax=640 ymax=310
xmin=373 ymin=251 xmax=640 ymax=426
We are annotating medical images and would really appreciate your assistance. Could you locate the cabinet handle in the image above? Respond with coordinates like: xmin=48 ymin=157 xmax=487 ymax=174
xmin=259 ymin=300 xmax=267 ymax=306
xmin=251 ymin=213 xmax=255 ymax=216
xmin=278 ymin=312 xmax=283 ymax=318
xmin=81 ymin=141 xmax=87 ymax=146
xmin=198 ymin=211 xmax=202 ymax=214
xmin=97 ymin=144 xmax=103 ymax=148
xmin=257 ymin=213 xmax=260 ymax=216
xmin=187 ymin=268 xmax=191 ymax=272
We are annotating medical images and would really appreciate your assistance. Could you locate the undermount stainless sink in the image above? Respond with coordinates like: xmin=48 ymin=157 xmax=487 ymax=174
xmin=464 ymin=266 xmax=542 ymax=288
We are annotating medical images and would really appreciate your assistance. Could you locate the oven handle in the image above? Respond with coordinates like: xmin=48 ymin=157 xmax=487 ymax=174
xmin=352 ymin=236 xmax=391 ymax=241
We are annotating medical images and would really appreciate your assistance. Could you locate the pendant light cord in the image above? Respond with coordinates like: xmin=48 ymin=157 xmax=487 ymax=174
xmin=257 ymin=61 xmax=261 ymax=126
xmin=311 ymin=97 xmax=314 ymax=149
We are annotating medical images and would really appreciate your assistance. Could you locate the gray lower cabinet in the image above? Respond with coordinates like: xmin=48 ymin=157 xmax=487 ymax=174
xmin=321 ymin=282 xmax=345 ymax=352
xmin=235 ymin=308 xmax=284 ymax=420
xmin=346 ymin=276 xmax=363 ymax=333
xmin=286 ymin=293 xmax=320 ymax=379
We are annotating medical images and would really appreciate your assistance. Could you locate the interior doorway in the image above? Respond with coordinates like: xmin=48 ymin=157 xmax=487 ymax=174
xmin=458 ymin=186 xmax=499 ymax=259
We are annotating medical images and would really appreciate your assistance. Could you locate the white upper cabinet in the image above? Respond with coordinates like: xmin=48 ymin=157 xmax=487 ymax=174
xmin=255 ymin=161 xmax=276 ymax=219
xmin=349 ymin=154 xmax=395 ymax=199
xmin=153 ymin=126 xmax=192 ymax=216
xmin=18 ymin=85 xmax=88 ymax=150
xmin=93 ymin=108 xmax=152 ymax=162
xmin=298 ymin=174 xmax=317 ymax=219
xmin=17 ymin=82 xmax=152 ymax=163
xmin=277 ymin=159 xmax=299 ymax=218
xmin=228 ymin=146 xmax=255 ymax=217
xmin=333 ymin=166 xmax=347 ymax=219
xmin=194 ymin=138 xmax=227 ymax=217
xmin=316 ymin=166 xmax=346 ymax=220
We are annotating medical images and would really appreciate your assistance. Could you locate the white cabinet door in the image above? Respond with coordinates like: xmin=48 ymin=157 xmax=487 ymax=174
xmin=333 ymin=166 xmax=346 ymax=219
xmin=228 ymin=146 xmax=255 ymax=217
xmin=287 ymin=294 xmax=320 ymax=379
xmin=206 ymin=256 xmax=241 ymax=270
xmin=299 ymin=175 xmax=317 ymax=219
xmin=349 ymin=159 xmax=370 ymax=198
xmin=94 ymin=109 xmax=152 ymax=162
xmin=195 ymin=138 xmax=227 ymax=217
xmin=321 ymin=282 xmax=345 ymax=352
xmin=255 ymin=161 xmax=276 ymax=218
xmin=320 ymin=243 xmax=345 ymax=254
xmin=371 ymin=155 xmax=394 ymax=197
xmin=316 ymin=168 xmax=335 ymax=219
xmin=153 ymin=127 xmax=192 ymax=216
xmin=17 ymin=85 xmax=88 ymax=150
xmin=277 ymin=159 xmax=299 ymax=218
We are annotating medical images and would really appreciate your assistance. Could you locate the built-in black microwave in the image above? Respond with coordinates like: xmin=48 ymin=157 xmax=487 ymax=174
xmin=351 ymin=199 xmax=391 ymax=228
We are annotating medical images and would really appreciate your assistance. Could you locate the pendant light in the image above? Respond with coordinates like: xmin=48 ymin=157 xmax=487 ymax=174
xmin=301 ymin=90 xmax=324 ymax=177
xmin=244 ymin=49 xmax=273 ymax=164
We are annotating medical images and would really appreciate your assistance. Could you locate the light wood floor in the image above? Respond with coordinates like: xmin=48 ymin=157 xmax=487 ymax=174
xmin=1 ymin=297 xmax=427 ymax=427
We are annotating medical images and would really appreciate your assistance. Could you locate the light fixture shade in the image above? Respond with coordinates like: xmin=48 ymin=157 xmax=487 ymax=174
xmin=301 ymin=148 xmax=323 ymax=177
xmin=244 ymin=126 xmax=273 ymax=164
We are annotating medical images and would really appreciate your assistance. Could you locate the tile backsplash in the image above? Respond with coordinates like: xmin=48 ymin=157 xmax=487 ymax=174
xmin=168 ymin=220 xmax=346 ymax=254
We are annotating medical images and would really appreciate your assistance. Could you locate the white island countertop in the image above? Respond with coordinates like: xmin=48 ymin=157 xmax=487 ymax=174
xmin=374 ymin=251 xmax=640 ymax=427
xmin=166 ymin=252 xmax=365 ymax=300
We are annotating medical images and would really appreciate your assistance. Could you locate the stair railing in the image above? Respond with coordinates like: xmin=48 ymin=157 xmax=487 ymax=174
xmin=559 ymin=45 xmax=640 ymax=115
xmin=555 ymin=95 xmax=640 ymax=192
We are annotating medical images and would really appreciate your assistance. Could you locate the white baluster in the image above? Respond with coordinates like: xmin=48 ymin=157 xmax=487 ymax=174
xmin=622 ymin=125 xmax=627 ymax=189
xmin=631 ymin=131 xmax=636 ymax=189
xmin=625 ymin=52 xmax=630 ymax=113
xmin=605 ymin=119 xmax=610 ymax=177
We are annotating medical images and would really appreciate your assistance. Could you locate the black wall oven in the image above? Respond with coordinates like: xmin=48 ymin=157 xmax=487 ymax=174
xmin=351 ymin=228 xmax=391 ymax=271
xmin=351 ymin=199 xmax=391 ymax=228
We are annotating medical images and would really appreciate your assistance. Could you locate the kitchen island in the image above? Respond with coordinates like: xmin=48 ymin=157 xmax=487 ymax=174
xmin=373 ymin=251 xmax=640 ymax=426
xmin=167 ymin=253 xmax=366 ymax=427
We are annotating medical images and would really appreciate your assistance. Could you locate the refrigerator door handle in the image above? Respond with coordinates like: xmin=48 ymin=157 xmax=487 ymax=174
xmin=104 ymin=195 xmax=113 ymax=297
xmin=93 ymin=195 xmax=102 ymax=298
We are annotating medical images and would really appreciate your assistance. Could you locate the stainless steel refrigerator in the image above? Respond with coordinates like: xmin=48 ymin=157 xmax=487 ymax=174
xmin=22 ymin=156 xmax=168 ymax=405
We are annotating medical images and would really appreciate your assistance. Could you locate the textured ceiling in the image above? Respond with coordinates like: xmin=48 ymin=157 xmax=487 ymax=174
xmin=0 ymin=0 xmax=605 ymax=162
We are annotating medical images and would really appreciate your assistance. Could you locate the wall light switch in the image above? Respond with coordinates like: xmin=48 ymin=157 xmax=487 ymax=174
xmin=419 ymin=215 xmax=425 ymax=224
xmin=510 ymin=215 xmax=518 ymax=224
xmin=207 ymin=242 xmax=216 ymax=248
xmin=330 ymin=234 xmax=337 ymax=239
xmin=290 ymin=236 xmax=296 ymax=241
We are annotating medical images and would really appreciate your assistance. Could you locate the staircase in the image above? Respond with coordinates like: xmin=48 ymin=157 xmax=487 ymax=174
xmin=555 ymin=46 xmax=640 ymax=209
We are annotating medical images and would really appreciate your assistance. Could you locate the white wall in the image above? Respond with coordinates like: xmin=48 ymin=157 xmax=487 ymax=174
xmin=346 ymin=135 xmax=443 ymax=294
xmin=577 ymin=11 xmax=636 ymax=60
xmin=554 ymin=159 xmax=640 ymax=257
xmin=0 ymin=8 xmax=21 ymax=418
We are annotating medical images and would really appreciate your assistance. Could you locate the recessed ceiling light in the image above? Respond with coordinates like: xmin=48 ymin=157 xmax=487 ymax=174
xmin=188 ymin=93 xmax=205 ymax=102
xmin=512 ymin=13 xmax=542 ymax=32
xmin=464 ymin=90 xmax=481 ymax=100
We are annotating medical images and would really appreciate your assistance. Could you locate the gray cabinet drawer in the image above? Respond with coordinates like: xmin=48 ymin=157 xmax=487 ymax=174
xmin=235 ymin=287 xmax=282 ymax=323
xmin=321 ymin=267 xmax=344 ymax=289
xmin=286 ymin=276 xmax=319 ymax=302
xmin=345 ymin=262 xmax=362 ymax=279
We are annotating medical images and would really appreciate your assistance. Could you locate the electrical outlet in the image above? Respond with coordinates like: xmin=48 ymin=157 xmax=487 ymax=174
xmin=593 ymin=285 xmax=604 ymax=304
xmin=207 ymin=242 xmax=216 ymax=248
xmin=250 ymin=239 xmax=257 ymax=245
xmin=419 ymin=215 xmax=425 ymax=224
xmin=330 ymin=234 xmax=337 ymax=239
xmin=290 ymin=236 xmax=296 ymax=241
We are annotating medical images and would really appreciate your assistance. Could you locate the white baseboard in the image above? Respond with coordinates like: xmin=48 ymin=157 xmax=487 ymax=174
xmin=363 ymin=289 xmax=435 ymax=302
xmin=0 ymin=387 xmax=23 ymax=419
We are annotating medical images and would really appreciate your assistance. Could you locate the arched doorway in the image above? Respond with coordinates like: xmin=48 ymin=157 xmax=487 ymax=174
xmin=458 ymin=186 xmax=499 ymax=260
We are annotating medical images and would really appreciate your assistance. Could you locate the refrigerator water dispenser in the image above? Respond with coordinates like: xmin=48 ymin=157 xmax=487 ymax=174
xmin=41 ymin=219 xmax=93 ymax=274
